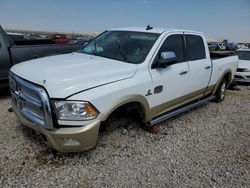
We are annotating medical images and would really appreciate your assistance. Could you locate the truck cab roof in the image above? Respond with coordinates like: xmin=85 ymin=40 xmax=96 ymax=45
xmin=109 ymin=26 xmax=204 ymax=35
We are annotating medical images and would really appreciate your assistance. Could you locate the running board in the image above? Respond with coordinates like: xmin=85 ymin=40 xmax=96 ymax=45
xmin=149 ymin=95 xmax=216 ymax=126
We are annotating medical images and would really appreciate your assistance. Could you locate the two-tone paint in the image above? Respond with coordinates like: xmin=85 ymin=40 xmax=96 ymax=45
xmin=10 ymin=27 xmax=238 ymax=152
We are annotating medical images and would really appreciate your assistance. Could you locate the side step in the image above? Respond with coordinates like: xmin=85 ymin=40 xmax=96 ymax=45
xmin=149 ymin=95 xmax=216 ymax=126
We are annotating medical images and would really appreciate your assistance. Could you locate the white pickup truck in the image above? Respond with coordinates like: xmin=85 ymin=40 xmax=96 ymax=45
xmin=234 ymin=49 xmax=250 ymax=83
xmin=9 ymin=27 xmax=238 ymax=152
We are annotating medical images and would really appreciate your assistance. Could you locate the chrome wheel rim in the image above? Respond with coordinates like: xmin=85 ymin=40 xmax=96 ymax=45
xmin=221 ymin=82 xmax=226 ymax=100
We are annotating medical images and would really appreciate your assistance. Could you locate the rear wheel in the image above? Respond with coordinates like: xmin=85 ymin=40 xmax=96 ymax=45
xmin=214 ymin=79 xmax=226 ymax=102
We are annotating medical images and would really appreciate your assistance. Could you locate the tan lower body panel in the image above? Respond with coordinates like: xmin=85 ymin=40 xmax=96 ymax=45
xmin=204 ymin=85 xmax=216 ymax=95
xmin=151 ymin=85 xmax=215 ymax=119
xmin=12 ymin=103 xmax=100 ymax=152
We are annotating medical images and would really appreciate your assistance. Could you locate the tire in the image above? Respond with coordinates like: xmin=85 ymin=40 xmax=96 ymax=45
xmin=214 ymin=78 xmax=226 ymax=102
xmin=105 ymin=118 xmax=161 ymax=134
xmin=103 ymin=117 xmax=141 ymax=133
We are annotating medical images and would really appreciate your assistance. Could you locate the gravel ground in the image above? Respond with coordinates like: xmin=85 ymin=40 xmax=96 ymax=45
xmin=0 ymin=86 xmax=250 ymax=187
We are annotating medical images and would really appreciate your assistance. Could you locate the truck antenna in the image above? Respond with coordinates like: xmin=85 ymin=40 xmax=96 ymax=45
xmin=146 ymin=25 xmax=153 ymax=30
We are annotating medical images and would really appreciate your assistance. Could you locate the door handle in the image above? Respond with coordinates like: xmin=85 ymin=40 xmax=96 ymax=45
xmin=205 ymin=65 xmax=211 ymax=69
xmin=179 ymin=71 xmax=188 ymax=75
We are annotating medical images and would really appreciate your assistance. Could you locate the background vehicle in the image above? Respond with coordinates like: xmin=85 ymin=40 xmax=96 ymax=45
xmin=47 ymin=34 xmax=70 ymax=44
xmin=234 ymin=49 xmax=250 ymax=82
xmin=237 ymin=43 xmax=248 ymax=49
xmin=10 ymin=27 xmax=238 ymax=152
xmin=208 ymin=42 xmax=220 ymax=51
xmin=0 ymin=25 xmax=85 ymax=88
xmin=226 ymin=43 xmax=238 ymax=51
xmin=7 ymin=32 xmax=29 ymax=40
xmin=218 ymin=42 xmax=226 ymax=50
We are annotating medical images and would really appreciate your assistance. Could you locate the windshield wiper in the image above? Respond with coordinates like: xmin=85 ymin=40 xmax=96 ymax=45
xmin=113 ymin=39 xmax=129 ymax=63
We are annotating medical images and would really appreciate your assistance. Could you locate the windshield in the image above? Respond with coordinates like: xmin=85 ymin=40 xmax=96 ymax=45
xmin=80 ymin=31 xmax=159 ymax=64
xmin=235 ymin=51 xmax=250 ymax=60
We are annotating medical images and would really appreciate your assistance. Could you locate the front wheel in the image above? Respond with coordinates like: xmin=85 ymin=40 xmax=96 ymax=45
xmin=102 ymin=117 xmax=142 ymax=133
xmin=214 ymin=79 xmax=226 ymax=102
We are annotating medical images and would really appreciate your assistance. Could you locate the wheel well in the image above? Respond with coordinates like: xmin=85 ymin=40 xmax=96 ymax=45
xmin=106 ymin=102 xmax=146 ymax=123
xmin=224 ymin=72 xmax=232 ymax=87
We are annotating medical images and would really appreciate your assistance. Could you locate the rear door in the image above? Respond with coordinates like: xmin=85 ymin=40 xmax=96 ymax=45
xmin=149 ymin=33 xmax=189 ymax=117
xmin=185 ymin=34 xmax=211 ymax=96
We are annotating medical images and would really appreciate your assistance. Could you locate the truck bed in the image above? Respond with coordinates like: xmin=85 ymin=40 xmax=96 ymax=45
xmin=0 ymin=25 xmax=86 ymax=88
xmin=209 ymin=55 xmax=238 ymax=86
xmin=210 ymin=51 xmax=234 ymax=60
xmin=10 ymin=43 xmax=83 ymax=65
xmin=13 ymin=39 xmax=55 ymax=45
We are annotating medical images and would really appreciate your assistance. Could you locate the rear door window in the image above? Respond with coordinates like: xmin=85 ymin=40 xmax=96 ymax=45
xmin=159 ymin=34 xmax=185 ymax=63
xmin=186 ymin=35 xmax=206 ymax=61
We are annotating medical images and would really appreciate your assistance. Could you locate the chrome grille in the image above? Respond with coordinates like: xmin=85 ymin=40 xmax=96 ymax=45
xmin=9 ymin=72 xmax=53 ymax=129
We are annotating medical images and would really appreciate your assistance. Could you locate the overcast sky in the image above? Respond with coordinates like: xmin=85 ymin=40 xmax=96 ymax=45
xmin=0 ymin=0 xmax=249 ymax=42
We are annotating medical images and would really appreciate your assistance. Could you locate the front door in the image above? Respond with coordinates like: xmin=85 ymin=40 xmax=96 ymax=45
xmin=149 ymin=33 xmax=189 ymax=118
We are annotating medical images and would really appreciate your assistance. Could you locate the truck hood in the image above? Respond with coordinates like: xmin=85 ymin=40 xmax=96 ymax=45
xmin=238 ymin=60 xmax=250 ymax=70
xmin=11 ymin=53 xmax=138 ymax=98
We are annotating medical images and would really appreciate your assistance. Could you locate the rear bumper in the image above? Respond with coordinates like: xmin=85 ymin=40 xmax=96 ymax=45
xmin=12 ymin=102 xmax=100 ymax=152
xmin=235 ymin=72 xmax=250 ymax=83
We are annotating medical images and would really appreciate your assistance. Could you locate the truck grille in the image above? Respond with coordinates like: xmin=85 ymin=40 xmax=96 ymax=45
xmin=9 ymin=72 xmax=53 ymax=129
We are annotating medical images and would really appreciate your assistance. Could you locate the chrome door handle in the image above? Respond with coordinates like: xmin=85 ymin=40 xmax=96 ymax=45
xmin=179 ymin=71 xmax=188 ymax=75
xmin=205 ymin=65 xmax=211 ymax=69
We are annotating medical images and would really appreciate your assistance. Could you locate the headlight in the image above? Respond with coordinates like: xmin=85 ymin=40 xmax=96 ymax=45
xmin=53 ymin=101 xmax=99 ymax=121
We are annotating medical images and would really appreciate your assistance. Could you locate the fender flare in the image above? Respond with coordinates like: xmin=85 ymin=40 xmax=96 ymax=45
xmin=212 ymin=69 xmax=232 ymax=95
xmin=100 ymin=94 xmax=151 ymax=122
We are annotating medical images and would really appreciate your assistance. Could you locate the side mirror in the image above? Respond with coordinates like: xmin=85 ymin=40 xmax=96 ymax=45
xmin=156 ymin=51 xmax=177 ymax=68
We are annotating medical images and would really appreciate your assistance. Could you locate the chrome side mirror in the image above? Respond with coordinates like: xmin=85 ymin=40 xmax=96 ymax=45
xmin=159 ymin=51 xmax=177 ymax=67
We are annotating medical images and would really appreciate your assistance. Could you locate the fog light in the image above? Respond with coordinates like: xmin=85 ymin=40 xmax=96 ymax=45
xmin=63 ymin=138 xmax=80 ymax=146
